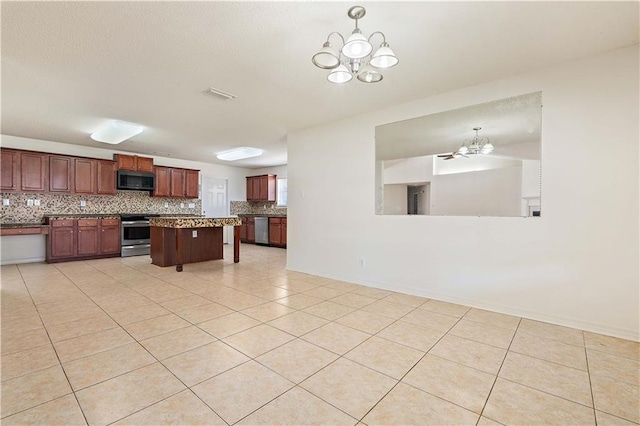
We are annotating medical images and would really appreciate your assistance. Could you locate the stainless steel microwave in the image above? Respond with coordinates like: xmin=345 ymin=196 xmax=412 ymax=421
xmin=116 ymin=170 xmax=155 ymax=191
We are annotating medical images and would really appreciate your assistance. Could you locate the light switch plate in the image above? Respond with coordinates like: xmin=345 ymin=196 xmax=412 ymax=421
xmin=3 ymin=199 xmax=10 ymax=206
xmin=164 ymin=202 xmax=169 ymax=208
xmin=192 ymin=230 xmax=198 ymax=238
xmin=180 ymin=202 xmax=185 ymax=208
xmin=188 ymin=203 xmax=195 ymax=209
xmin=34 ymin=199 xmax=40 ymax=206
xmin=80 ymin=200 xmax=87 ymax=207
xmin=27 ymin=199 xmax=34 ymax=206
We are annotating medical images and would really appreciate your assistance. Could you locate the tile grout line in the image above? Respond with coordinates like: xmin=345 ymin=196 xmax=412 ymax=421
xmin=354 ymin=305 xmax=475 ymax=424
xmin=475 ymin=317 xmax=523 ymax=426
xmin=8 ymin=263 xmax=91 ymax=426
xmin=584 ymin=330 xmax=599 ymax=425
xmin=64 ymin=261 xmax=235 ymax=426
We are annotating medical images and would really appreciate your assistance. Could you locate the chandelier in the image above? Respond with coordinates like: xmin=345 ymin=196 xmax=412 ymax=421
xmin=312 ymin=6 xmax=399 ymax=84
xmin=458 ymin=127 xmax=494 ymax=155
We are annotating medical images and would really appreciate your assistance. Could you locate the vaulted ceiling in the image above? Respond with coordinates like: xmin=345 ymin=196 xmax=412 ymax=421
xmin=2 ymin=2 xmax=638 ymax=167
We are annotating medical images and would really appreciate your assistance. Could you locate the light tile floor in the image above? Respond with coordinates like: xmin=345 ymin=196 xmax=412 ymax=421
xmin=1 ymin=244 xmax=639 ymax=425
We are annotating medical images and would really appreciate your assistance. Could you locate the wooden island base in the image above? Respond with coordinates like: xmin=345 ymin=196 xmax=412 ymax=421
xmin=149 ymin=217 xmax=242 ymax=272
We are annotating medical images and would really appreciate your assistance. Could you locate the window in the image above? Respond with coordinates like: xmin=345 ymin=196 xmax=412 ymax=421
xmin=277 ymin=178 xmax=288 ymax=207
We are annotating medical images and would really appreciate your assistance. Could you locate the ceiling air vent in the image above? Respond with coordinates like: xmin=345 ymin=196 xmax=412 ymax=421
xmin=203 ymin=87 xmax=236 ymax=101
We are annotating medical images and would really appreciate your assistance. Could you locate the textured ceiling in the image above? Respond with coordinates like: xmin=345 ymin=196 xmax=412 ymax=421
xmin=376 ymin=92 xmax=542 ymax=161
xmin=1 ymin=1 xmax=638 ymax=168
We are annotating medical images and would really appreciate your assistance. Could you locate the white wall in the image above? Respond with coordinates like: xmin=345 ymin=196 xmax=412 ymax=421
xmin=521 ymin=160 xmax=541 ymax=198
xmin=250 ymin=165 xmax=287 ymax=178
xmin=431 ymin=166 xmax=522 ymax=216
xmin=384 ymin=185 xmax=407 ymax=215
xmin=383 ymin=156 xmax=433 ymax=184
xmin=287 ymin=45 xmax=639 ymax=341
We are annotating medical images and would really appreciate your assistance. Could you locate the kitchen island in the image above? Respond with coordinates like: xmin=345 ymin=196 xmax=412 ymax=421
xmin=149 ymin=216 xmax=242 ymax=272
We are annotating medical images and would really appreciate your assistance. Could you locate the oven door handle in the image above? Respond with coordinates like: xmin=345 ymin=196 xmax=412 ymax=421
xmin=121 ymin=244 xmax=151 ymax=249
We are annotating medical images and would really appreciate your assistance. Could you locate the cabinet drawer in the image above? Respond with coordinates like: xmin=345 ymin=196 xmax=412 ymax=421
xmin=101 ymin=218 xmax=120 ymax=226
xmin=77 ymin=219 xmax=98 ymax=227
xmin=1 ymin=227 xmax=43 ymax=236
xmin=51 ymin=220 xmax=75 ymax=227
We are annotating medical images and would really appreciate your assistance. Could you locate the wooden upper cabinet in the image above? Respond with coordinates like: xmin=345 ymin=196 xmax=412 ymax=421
xmin=114 ymin=154 xmax=153 ymax=172
xmin=97 ymin=160 xmax=117 ymax=195
xmin=74 ymin=158 xmax=97 ymax=194
xmin=115 ymin=154 xmax=137 ymax=171
xmin=153 ymin=166 xmax=171 ymax=197
xmin=136 ymin=156 xmax=154 ymax=173
xmin=246 ymin=178 xmax=254 ymax=201
xmin=170 ymin=168 xmax=185 ymax=197
xmin=185 ymin=170 xmax=199 ymax=198
xmin=1 ymin=149 xmax=20 ymax=191
xmin=20 ymin=152 xmax=48 ymax=192
xmin=49 ymin=155 xmax=73 ymax=193
xmin=252 ymin=177 xmax=261 ymax=201
xmin=246 ymin=175 xmax=276 ymax=201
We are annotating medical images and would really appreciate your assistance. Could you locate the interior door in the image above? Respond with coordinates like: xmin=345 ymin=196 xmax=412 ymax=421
xmin=201 ymin=176 xmax=229 ymax=243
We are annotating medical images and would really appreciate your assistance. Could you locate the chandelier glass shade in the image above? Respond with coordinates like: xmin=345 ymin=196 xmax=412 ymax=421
xmin=458 ymin=127 xmax=494 ymax=155
xmin=312 ymin=6 xmax=398 ymax=84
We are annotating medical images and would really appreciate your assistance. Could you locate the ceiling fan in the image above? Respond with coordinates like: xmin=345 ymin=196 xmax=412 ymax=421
xmin=437 ymin=151 xmax=467 ymax=160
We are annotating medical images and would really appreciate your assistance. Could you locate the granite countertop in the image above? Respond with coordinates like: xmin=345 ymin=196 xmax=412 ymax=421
xmin=237 ymin=214 xmax=287 ymax=218
xmin=44 ymin=214 xmax=121 ymax=219
xmin=149 ymin=216 xmax=242 ymax=228
xmin=0 ymin=223 xmax=48 ymax=228
xmin=44 ymin=215 xmax=121 ymax=221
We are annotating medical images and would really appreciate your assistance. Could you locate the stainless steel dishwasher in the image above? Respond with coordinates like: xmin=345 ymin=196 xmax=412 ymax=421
xmin=254 ymin=217 xmax=269 ymax=245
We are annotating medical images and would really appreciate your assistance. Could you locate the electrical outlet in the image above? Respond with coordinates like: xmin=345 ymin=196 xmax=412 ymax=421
xmin=358 ymin=258 xmax=365 ymax=268
xmin=3 ymin=199 xmax=10 ymax=206
xmin=80 ymin=200 xmax=87 ymax=207
xmin=180 ymin=202 xmax=185 ymax=208
xmin=27 ymin=199 xmax=34 ymax=207
xmin=164 ymin=202 xmax=169 ymax=208
xmin=188 ymin=203 xmax=195 ymax=209
xmin=34 ymin=199 xmax=40 ymax=206
xmin=192 ymin=230 xmax=198 ymax=238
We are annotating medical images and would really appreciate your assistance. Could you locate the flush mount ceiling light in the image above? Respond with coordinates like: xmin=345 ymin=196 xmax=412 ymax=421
xmin=90 ymin=120 xmax=143 ymax=144
xmin=203 ymin=87 xmax=236 ymax=100
xmin=312 ymin=5 xmax=399 ymax=84
xmin=458 ymin=127 xmax=494 ymax=156
xmin=216 ymin=147 xmax=263 ymax=161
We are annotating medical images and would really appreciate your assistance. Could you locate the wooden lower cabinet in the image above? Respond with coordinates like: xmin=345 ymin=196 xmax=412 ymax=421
xmin=76 ymin=219 xmax=99 ymax=256
xmin=246 ymin=217 xmax=255 ymax=243
xmin=47 ymin=218 xmax=121 ymax=262
xmin=268 ymin=217 xmax=287 ymax=248
xmin=49 ymin=221 xmax=75 ymax=259
xmin=150 ymin=226 xmax=223 ymax=267
xmin=100 ymin=219 xmax=121 ymax=254
xmin=240 ymin=217 xmax=256 ymax=244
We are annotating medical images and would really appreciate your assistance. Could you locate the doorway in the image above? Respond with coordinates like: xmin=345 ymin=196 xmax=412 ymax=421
xmin=407 ymin=184 xmax=430 ymax=215
xmin=201 ymin=176 xmax=229 ymax=243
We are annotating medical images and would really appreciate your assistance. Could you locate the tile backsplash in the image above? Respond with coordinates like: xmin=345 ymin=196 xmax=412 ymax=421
xmin=230 ymin=201 xmax=287 ymax=216
xmin=1 ymin=191 xmax=202 ymax=223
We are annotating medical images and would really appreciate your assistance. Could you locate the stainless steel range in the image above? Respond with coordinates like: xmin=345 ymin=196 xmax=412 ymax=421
xmin=120 ymin=214 xmax=159 ymax=257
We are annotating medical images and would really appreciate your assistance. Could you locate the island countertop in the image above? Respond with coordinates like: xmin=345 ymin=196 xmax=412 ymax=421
xmin=149 ymin=216 xmax=242 ymax=228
